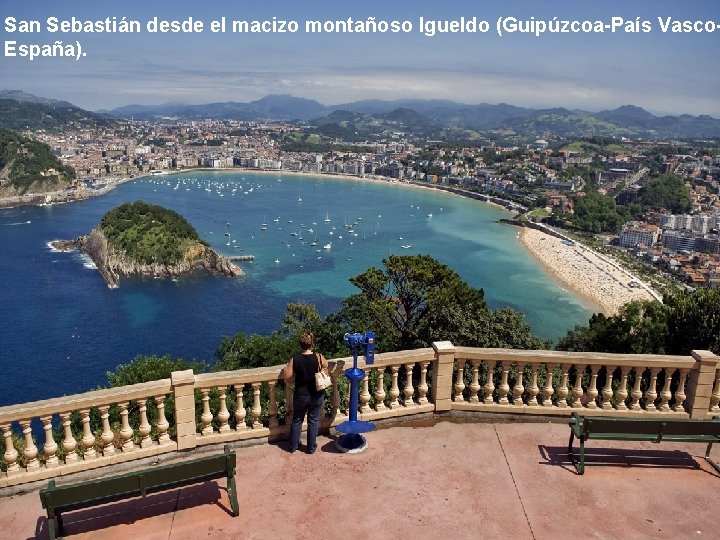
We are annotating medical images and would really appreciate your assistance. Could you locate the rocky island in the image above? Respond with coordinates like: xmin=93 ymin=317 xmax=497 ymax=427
xmin=52 ymin=200 xmax=243 ymax=287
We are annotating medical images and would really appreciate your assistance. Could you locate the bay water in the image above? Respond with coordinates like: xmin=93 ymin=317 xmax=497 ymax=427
xmin=0 ymin=171 xmax=592 ymax=406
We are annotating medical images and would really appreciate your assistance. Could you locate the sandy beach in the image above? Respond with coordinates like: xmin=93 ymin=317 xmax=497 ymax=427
xmin=519 ymin=227 xmax=657 ymax=316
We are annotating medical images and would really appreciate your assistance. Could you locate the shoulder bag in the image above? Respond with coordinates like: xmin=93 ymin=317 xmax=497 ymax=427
xmin=314 ymin=353 xmax=331 ymax=391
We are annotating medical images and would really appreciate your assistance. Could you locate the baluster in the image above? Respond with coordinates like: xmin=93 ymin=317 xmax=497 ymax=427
xmin=556 ymin=364 xmax=570 ymax=409
xmin=527 ymin=364 xmax=539 ymax=406
xmin=218 ymin=387 xmax=231 ymax=432
xmin=19 ymin=420 xmax=39 ymax=471
xmin=403 ymin=363 xmax=415 ymax=407
xmin=283 ymin=381 xmax=293 ymax=420
xmin=542 ymin=363 xmax=555 ymax=407
xmin=512 ymin=363 xmax=525 ymax=406
xmin=79 ymin=409 xmax=97 ymax=459
xmin=137 ymin=399 xmax=152 ymax=448
xmin=330 ymin=371 xmax=341 ymax=415
xmin=454 ymin=358 xmax=467 ymax=402
xmin=156 ymin=395 xmax=171 ymax=444
xmin=388 ymin=365 xmax=400 ymax=408
xmin=235 ymin=384 xmax=248 ymax=431
xmin=601 ymin=367 xmax=615 ymax=410
xmin=60 ymin=412 xmax=78 ymax=463
xmin=1 ymin=424 xmax=19 ymax=475
xmin=200 ymin=389 xmax=214 ymax=435
xmin=710 ymin=369 xmax=720 ymax=413
xmin=484 ymin=361 xmax=497 ymax=405
xmin=630 ymin=368 xmax=644 ymax=411
xmin=251 ymin=383 xmax=262 ymax=428
xmin=99 ymin=405 xmax=115 ymax=456
xmin=659 ymin=369 xmax=673 ymax=413
xmin=18 ymin=420 xmax=39 ymax=472
xmin=498 ymin=361 xmax=511 ymax=405
xmin=267 ymin=381 xmax=279 ymax=428
xmin=614 ymin=368 xmax=629 ymax=411
xmin=118 ymin=402 xmax=134 ymax=452
xmin=469 ymin=360 xmax=481 ymax=404
xmin=360 ymin=371 xmax=372 ymax=413
xmin=586 ymin=367 xmax=598 ymax=409
xmin=570 ymin=365 xmax=584 ymax=409
xmin=41 ymin=416 xmax=59 ymax=468
xmin=673 ymin=369 xmax=688 ymax=413
xmin=644 ymin=368 xmax=659 ymax=412
xmin=418 ymin=361 xmax=430 ymax=405
xmin=374 ymin=367 xmax=387 ymax=411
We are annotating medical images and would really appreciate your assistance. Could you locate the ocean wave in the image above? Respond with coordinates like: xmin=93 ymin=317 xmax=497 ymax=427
xmin=4 ymin=220 xmax=31 ymax=226
xmin=46 ymin=240 xmax=66 ymax=252
xmin=76 ymin=252 xmax=97 ymax=270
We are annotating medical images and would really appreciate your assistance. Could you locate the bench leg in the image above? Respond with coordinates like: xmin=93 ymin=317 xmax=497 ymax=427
xmin=227 ymin=474 xmax=239 ymax=517
xmin=705 ymin=443 xmax=720 ymax=474
xmin=568 ymin=431 xmax=585 ymax=475
xmin=47 ymin=514 xmax=57 ymax=540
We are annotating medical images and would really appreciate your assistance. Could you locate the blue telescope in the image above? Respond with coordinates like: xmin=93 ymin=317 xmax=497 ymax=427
xmin=335 ymin=331 xmax=376 ymax=452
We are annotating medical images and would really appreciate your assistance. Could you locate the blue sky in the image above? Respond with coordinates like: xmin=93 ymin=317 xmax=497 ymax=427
xmin=2 ymin=0 xmax=719 ymax=115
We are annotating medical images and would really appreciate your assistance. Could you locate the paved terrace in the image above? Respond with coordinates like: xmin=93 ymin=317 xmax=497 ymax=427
xmin=3 ymin=419 xmax=720 ymax=540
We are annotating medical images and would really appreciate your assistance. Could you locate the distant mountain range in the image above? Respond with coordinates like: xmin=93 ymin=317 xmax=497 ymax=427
xmin=2 ymin=90 xmax=720 ymax=139
xmin=0 ymin=90 xmax=112 ymax=131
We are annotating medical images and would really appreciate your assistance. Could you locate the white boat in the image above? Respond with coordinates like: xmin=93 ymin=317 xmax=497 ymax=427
xmin=401 ymin=245 xmax=412 ymax=249
xmin=324 ymin=213 xmax=331 ymax=222
xmin=260 ymin=224 xmax=268 ymax=231
xmin=323 ymin=243 xmax=332 ymax=250
xmin=275 ymin=259 xmax=280 ymax=264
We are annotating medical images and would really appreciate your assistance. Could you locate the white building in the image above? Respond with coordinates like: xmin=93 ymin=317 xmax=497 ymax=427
xmin=619 ymin=221 xmax=659 ymax=248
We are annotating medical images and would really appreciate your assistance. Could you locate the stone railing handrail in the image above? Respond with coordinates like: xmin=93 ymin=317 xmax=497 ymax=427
xmin=1 ymin=345 xmax=718 ymax=489
xmin=0 ymin=379 xmax=172 ymax=424
xmin=454 ymin=347 xmax=698 ymax=369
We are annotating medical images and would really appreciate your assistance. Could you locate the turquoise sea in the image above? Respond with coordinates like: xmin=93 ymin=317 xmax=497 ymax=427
xmin=0 ymin=171 xmax=592 ymax=406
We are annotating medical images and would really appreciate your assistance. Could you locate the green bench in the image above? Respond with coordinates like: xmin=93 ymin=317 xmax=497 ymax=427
xmin=568 ymin=412 xmax=720 ymax=475
xmin=39 ymin=444 xmax=239 ymax=540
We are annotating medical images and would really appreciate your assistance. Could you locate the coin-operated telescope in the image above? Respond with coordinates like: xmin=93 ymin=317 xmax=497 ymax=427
xmin=335 ymin=331 xmax=376 ymax=452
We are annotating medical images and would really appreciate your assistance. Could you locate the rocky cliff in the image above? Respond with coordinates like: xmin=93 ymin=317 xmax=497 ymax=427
xmin=53 ymin=228 xmax=242 ymax=287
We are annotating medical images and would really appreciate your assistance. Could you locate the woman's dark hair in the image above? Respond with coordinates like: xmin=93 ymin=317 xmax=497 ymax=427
xmin=299 ymin=331 xmax=314 ymax=350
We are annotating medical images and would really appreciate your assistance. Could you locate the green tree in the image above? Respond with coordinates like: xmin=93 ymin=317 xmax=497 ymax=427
xmin=636 ymin=174 xmax=691 ymax=213
xmin=572 ymin=192 xmax=624 ymax=233
xmin=557 ymin=289 xmax=720 ymax=356
xmin=213 ymin=331 xmax=298 ymax=371
xmin=106 ymin=354 xmax=206 ymax=386
xmin=339 ymin=254 xmax=546 ymax=351
xmin=664 ymin=288 xmax=720 ymax=355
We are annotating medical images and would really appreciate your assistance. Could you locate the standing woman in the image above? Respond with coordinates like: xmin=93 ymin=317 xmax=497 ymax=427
xmin=280 ymin=331 xmax=328 ymax=453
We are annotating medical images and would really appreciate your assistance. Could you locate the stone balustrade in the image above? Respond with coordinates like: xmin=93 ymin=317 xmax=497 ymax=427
xmin=0 ymin=344 xmax=718 ymax=488
xmin=0 ymin=379 xmax=175 ymax=488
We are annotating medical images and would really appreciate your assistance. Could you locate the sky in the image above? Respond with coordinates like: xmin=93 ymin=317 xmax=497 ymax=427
xmin=2 ymin=0 xmax=720 ymax=116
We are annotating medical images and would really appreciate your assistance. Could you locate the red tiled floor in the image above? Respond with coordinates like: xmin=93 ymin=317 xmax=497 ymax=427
xmin=2 ymin=421 xmax=719 ymax=539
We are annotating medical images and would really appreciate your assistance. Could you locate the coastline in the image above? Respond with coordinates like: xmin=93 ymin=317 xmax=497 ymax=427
xmin=518 ymin=227 xmax=656 ymax=317
xmin=0 ymin=167 xmax=518 ymax=213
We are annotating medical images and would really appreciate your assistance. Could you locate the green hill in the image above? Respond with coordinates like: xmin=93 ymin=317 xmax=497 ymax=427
xmin=0 ymin=128 xmax=76 ymax=195
xmin=99 ymin=201 xmax=209 ymax=266
xmin=0 ymin=98 xmax=113 ymax=131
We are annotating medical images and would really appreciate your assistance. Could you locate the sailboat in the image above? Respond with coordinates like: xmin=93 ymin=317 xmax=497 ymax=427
xmin=324 ymin=212 xmax=331 ymax=223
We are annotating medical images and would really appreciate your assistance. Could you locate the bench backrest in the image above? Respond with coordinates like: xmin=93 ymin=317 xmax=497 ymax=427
xmin=41 ymin=446 xmax=235 ymax=512
xmin=583 ymin=417 xmax=720 ymax=438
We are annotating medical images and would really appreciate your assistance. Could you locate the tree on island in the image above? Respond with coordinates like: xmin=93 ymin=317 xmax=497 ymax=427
xmin=100 ymin=200 xmax=208 ymax=266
